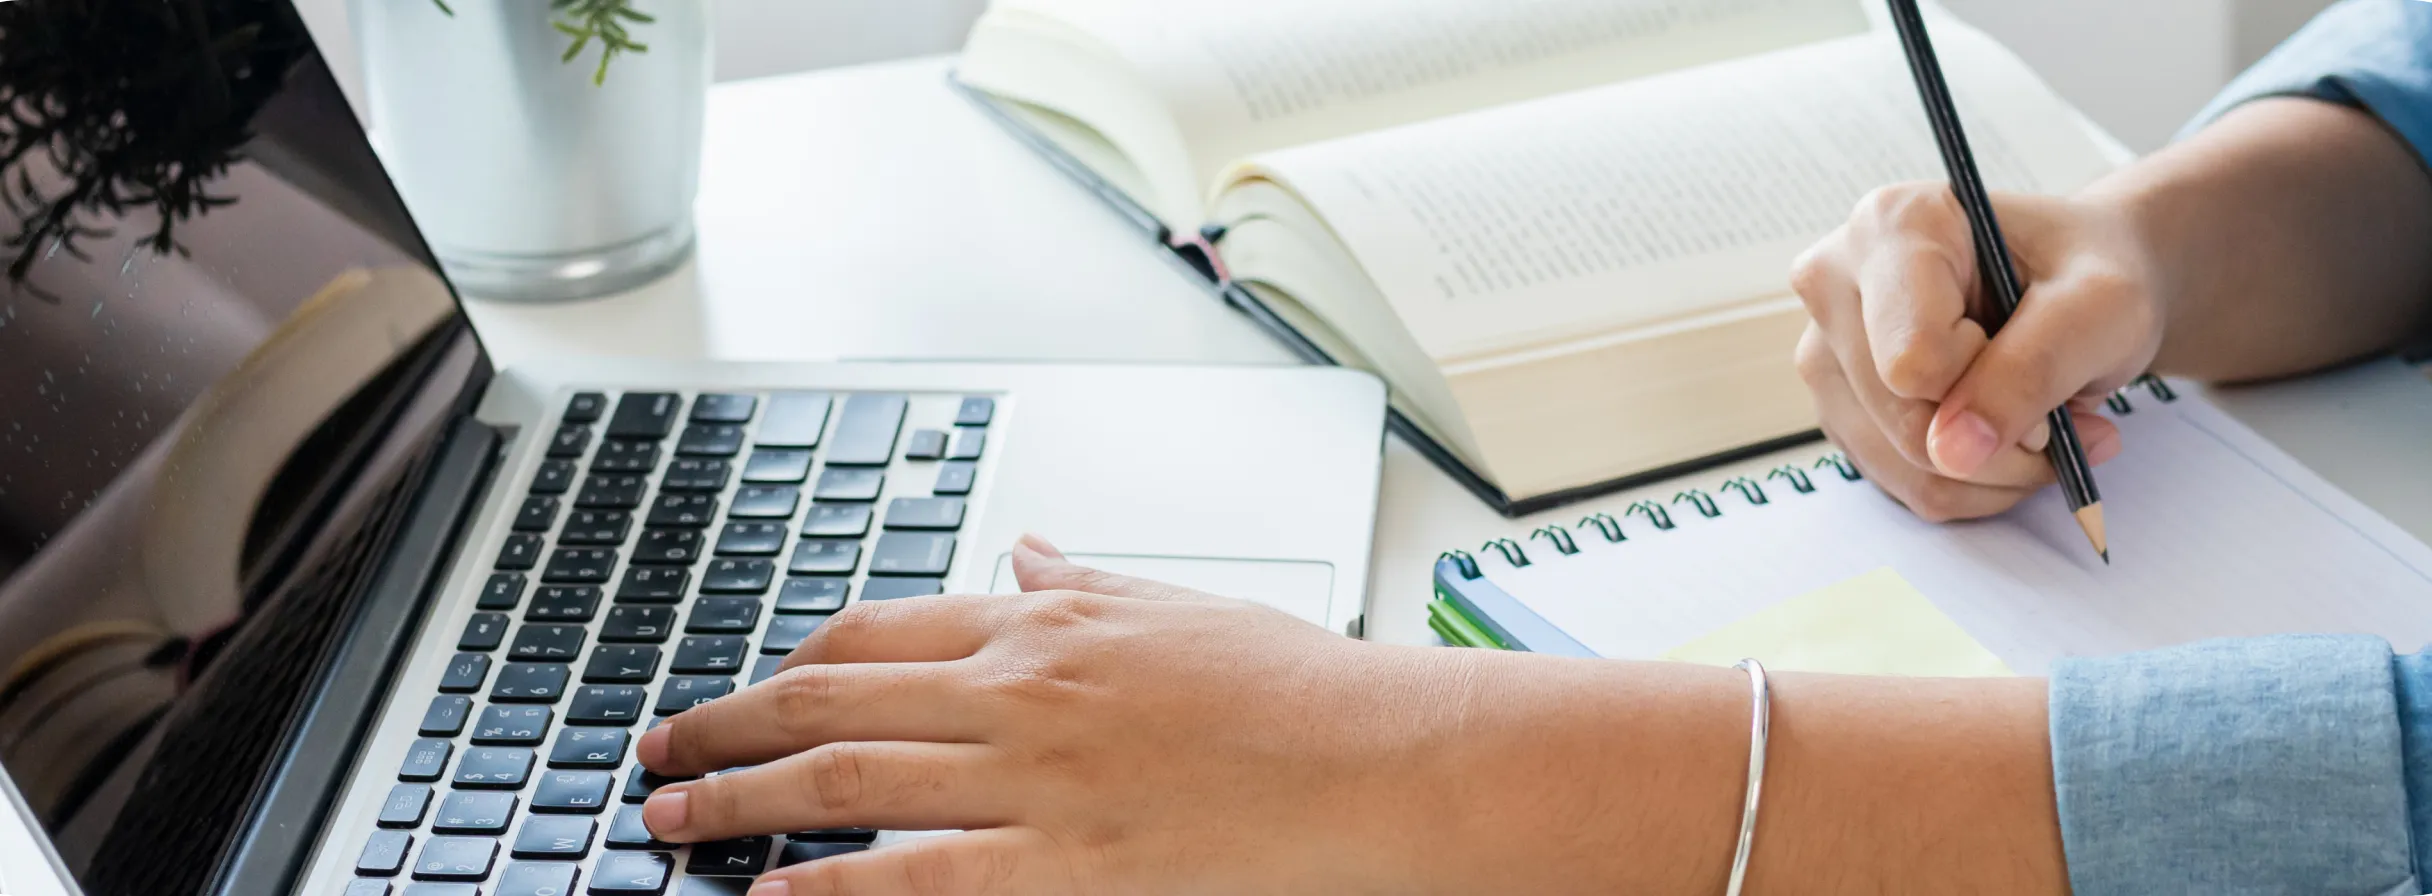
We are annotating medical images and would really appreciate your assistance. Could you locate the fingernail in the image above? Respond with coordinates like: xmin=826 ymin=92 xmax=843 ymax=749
xmin=749 ymin=880 xmax=793 ymax=896
xmin=1017 ymin=532 xmax=1065 ymax=559
xmin=643 ymin=789 xmax=690 ymax=836
xmin=637 ymin=722 xmax=672 ymax=769
xmin=2019 ymin=421 xmax=2050 ymax=453
xmin=1927 ymin=410 xmax=1999 ymax=478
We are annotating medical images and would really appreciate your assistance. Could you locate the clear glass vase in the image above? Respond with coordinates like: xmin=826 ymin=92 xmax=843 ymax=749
xmin=351 ymin=0 xmax=712 ymax=302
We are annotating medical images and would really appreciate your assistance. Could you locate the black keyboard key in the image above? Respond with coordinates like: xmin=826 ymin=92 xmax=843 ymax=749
xmin=883 ymin=497 xmax=964 ymax=531
xmin=954 ymin=396 xmax=995 ymax=426
xmin=479 ymin=573 xmax=529 ymax=611
xmin=515 ymin=496 xmax=560 ymax=532
xmin=862 ymin=578 xmax=945 ymax=602
xmin=690 ymin=393 xmax=759 ymax=424
xmin=684 ymin=597 xmax=761 ymax=634
xmin=399 ymin=738 xmax=453 ymax=782
xmin=491 ymin=663 xmax=572 ymax=703
xmin=870 ymin=532 xmax=955 ymax=577
xmin=789 ymin=827 xmax=878 ymax=843
xmin=432 ymin=791 xmax=518 ymax=835
xmin=576 ymin=474 xmax=650 ymax=510
xmin=564 ymin=392 xmax=608 ymax=424
xmin=532 ymin=770 xmax=616 ymax=814
xmin=472 ymin=706 xmax=554 ymax=746
xmin=590 ymin=851 xmax=674 ymax=895
xmin=378 ymin=784 xmax=432 ymax=829
xmin=741 ymin=449 xmax=813 ymax=484
xmin=754 ymin=392 xmax=832 ymax=447
xmin=787 ymin=541 xmax=860 ymax=576
xmin=799 ymin=503 xmax=871 ymax=538
xmin=543 ymin=548 xmax=619 ymax=584
xmin=548 ymin=424 xmax=593 ymax=459
xmin=513 ymin=817 xmax=597 ymax=860
xmin=510 ymin=625 xmax=589 ymax=662
xmin=420 ymin=695 xmax=474 ymax=737
xmin=591 ymin=439 xmax=661 ymax=474
xmin=760 ymin=616 xmax=822 ymax=655
xmin=699 ymin=558 xmax=775 ymax=594
xmin=459 ymin=613 xmax=511 ymax=652
xmin=947 ymin=427 xmax=986 ymax=461
xmin=583 ymin=645 xmax=663 ymax=684
xmin=671 ymin=636 xmax=747 ymax=674
xmin=654 ymin=676 xmax=733 ymax=716
xmin=496 ymin=534 xmax=544 ymax=571
xmin=453 ymin=747 xmax=537 ymax=790
xmin=357 ymin=830 xmax=413 ymax=876
xmin=607 ymin=392 xmax=682 ymax=440
xmin=616 ymin=567 xmax=689 ymax=603
xmin=551 ymin=728 xmax=631 ymax=769
xmin=633 ymin=529 xmax=701 ymax=565
xmin=932 ymin=461 xmax=977 ymax=496
xmin=775 ymin=577 xmax=848 ymax=614
xmin=686 ymin=837 xmax=771 ymax=876
xmin=498 ymin=860 xmax=583 ymax=895
xmin=606 ymin=805 xmax=673 ymax=849
xmin=810 ymin=467 xmax=883 ymax=502
xmin=559 ymin=510 xmax=634 ymax=546
xmin=902 ymin=429 xmax=947 ymax=461
xmin=676 ymin=424 xmax=745 ymax=457
xmin=621 ymin=766 xmax=688 ymax=804
xmin=410 ymin=836 xmax=498 ymax=882
xmin=826 ymin=394 xmax=908 ymax=466
xmin=713 ymin=522 xmax=787 ymax=557
xmin=531 ymin=459 xmax=578 ymax=496
xmin=660 ymin=458 xmax=732 ymax=493
xmin=777 ymin=840 xmax=868 ymax=867
xmin=646 ymin=493 xmax=719 ymax=528
xmin=728 ymin=485 xmax=799 ymax=519
xmin=526 ymin=586 xmax=603 ymax=623
xmin=600 ymin=606 xmax=677 ymax=643
xmin=568 ymin=685 xmax=648 ymax=726
xmin=439 ymin=653 xmax=492 ymax=694
xmin=749 ymin=656 xmax=785 ymax=685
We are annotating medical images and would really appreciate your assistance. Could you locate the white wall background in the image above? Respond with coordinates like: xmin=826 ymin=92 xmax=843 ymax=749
xmin=305 ymin=0 xmax=2343 ymax=154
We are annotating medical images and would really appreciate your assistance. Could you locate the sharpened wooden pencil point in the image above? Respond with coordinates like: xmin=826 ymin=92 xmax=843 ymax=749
xmin=2075 ymin=503 xmax=2108 ymax=563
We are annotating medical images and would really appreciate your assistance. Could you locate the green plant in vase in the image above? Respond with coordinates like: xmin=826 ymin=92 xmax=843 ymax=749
xmin=432 ymin=0 xmax=657 ymax=85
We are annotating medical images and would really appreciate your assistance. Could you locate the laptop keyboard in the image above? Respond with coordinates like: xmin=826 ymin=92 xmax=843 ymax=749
xmin=344 ymin=389 xmax=994 ymax=896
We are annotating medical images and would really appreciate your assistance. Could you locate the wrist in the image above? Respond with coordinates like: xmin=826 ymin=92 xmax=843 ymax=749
xmin=2072 ymin=178 xmax=2188 ymax=372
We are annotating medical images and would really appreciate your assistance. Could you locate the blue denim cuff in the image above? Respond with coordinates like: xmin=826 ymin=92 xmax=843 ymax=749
xmin=2050 ymin=635 xmax=2416 ymax=895
xmin=2181 ymin=0 xmax=2432 ymax=173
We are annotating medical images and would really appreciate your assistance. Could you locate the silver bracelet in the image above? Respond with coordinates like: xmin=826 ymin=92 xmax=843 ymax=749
xmin=1726 ymin=658 xmax=1772 ymax=896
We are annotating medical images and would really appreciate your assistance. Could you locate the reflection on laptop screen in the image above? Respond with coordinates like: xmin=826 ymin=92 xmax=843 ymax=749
xmin=0 ymin=2 xmax=482 ymax=892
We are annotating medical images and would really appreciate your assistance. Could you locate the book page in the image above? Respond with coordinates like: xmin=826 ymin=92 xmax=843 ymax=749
xmin=995 ymin=0 xmax=1869 ymax=198
xmin=1474 ymin=392 xmax=2432 ymax=676
xmin=1222 ymin=22 xmax=2117 ymax=364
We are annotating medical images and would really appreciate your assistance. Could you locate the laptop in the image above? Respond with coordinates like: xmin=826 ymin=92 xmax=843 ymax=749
xmin=0 ymin=3 xmax=1386 ymax=894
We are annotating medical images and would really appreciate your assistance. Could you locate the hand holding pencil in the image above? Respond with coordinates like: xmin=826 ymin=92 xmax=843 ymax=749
xmin=1785 ymin=6 xmax=2163 ymax=553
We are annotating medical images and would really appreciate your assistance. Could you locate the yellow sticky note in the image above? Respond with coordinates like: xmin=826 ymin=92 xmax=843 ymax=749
xmin=1661 ymin=567 xmax=2013 ymax=677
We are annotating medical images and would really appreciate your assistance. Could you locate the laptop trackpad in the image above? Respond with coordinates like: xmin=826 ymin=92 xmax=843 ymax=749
xmin=988 ymin=554 xmax=1334 ymax=627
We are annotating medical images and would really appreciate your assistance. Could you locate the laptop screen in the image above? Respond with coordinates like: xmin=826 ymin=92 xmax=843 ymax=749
xmin=0 ymin=1 xmax=486 ymax=891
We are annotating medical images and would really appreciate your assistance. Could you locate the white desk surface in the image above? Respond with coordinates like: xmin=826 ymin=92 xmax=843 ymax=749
xmin=465 ymin=55 xmax=2432 ymax=649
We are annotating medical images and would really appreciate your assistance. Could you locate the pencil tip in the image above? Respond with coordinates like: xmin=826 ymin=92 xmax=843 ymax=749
xmin=2074 ymin=503 xmax=2109 ymax=564
xmin=2101 ymin=550 xmax=2110 ymax=565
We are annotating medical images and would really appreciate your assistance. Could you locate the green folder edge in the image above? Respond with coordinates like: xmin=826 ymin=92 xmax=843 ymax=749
xmin=1428 ymin=591 xmax=1510 ymax=650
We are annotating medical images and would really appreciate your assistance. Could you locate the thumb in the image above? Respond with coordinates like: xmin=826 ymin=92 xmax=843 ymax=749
xmin=1928 ymin=291 xmax=2139 ymax=479
xmin=1009 ymin=534 xmax=1211 ymax=602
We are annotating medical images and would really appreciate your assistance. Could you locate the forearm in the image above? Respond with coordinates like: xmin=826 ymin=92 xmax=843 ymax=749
xmin=1423 ymin=649 xmax=2065 ymax=894
xmin=2081 ymin=97 xmax=2432 ymax=381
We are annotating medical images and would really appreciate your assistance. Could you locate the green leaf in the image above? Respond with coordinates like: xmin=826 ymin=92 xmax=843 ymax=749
xmin=431 ymin=0 xmax=455 ymax=14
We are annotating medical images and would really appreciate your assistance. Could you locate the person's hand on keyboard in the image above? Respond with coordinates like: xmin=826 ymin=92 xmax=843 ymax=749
xmin=630 ymin=534 xmax=1484 ymax=893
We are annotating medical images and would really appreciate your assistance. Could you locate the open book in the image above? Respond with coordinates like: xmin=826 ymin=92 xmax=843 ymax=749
xmin=958 ymin=0 xmax=2121 ymax=511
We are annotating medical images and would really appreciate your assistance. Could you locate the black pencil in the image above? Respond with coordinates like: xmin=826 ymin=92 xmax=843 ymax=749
xmin=1883 ymin=0 xmax=2107 ymax=563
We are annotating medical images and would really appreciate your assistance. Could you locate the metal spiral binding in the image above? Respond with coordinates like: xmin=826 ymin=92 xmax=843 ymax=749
xmin=2105 ymin=374 xmax=2180 ymax=415
xmin=1626 ymin=501 xmax=1676 ymax=531
xmin=1814 ymin=453 xmax=1862 ymax=481
xmin=1578 ymin=513 xmax=1626 ymax=543
xmin=1673 ymin=489 xmax=1724 ymax=519
xmin=1530 ymin=526 xmax=1580 ymax=556
xmin=1767 ymin=465 xmax=1816 ymax=494
xmin=1481 ymin=538 xmax=1530 ymax=567
xmin=1721 ymin=477 xmax=1769 ymax=505
xmin=1438 ymin=550 xmax=1483 ymax=580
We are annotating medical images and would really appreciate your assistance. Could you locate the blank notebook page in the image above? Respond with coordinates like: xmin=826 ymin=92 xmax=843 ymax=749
xmin=1485 ymin=389 xmax=2432 ymax=675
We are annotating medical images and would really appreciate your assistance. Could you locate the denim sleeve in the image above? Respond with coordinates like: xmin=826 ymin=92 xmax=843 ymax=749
xmin=2182 ymin=0 xmax=2432 ymax=169
xmin=2049 ymin=635 xmax=2420 ymax=895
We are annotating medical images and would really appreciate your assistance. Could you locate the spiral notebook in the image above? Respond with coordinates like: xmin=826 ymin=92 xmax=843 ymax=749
xmin=1431 ymin=379 xmax=2432 ymax=676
